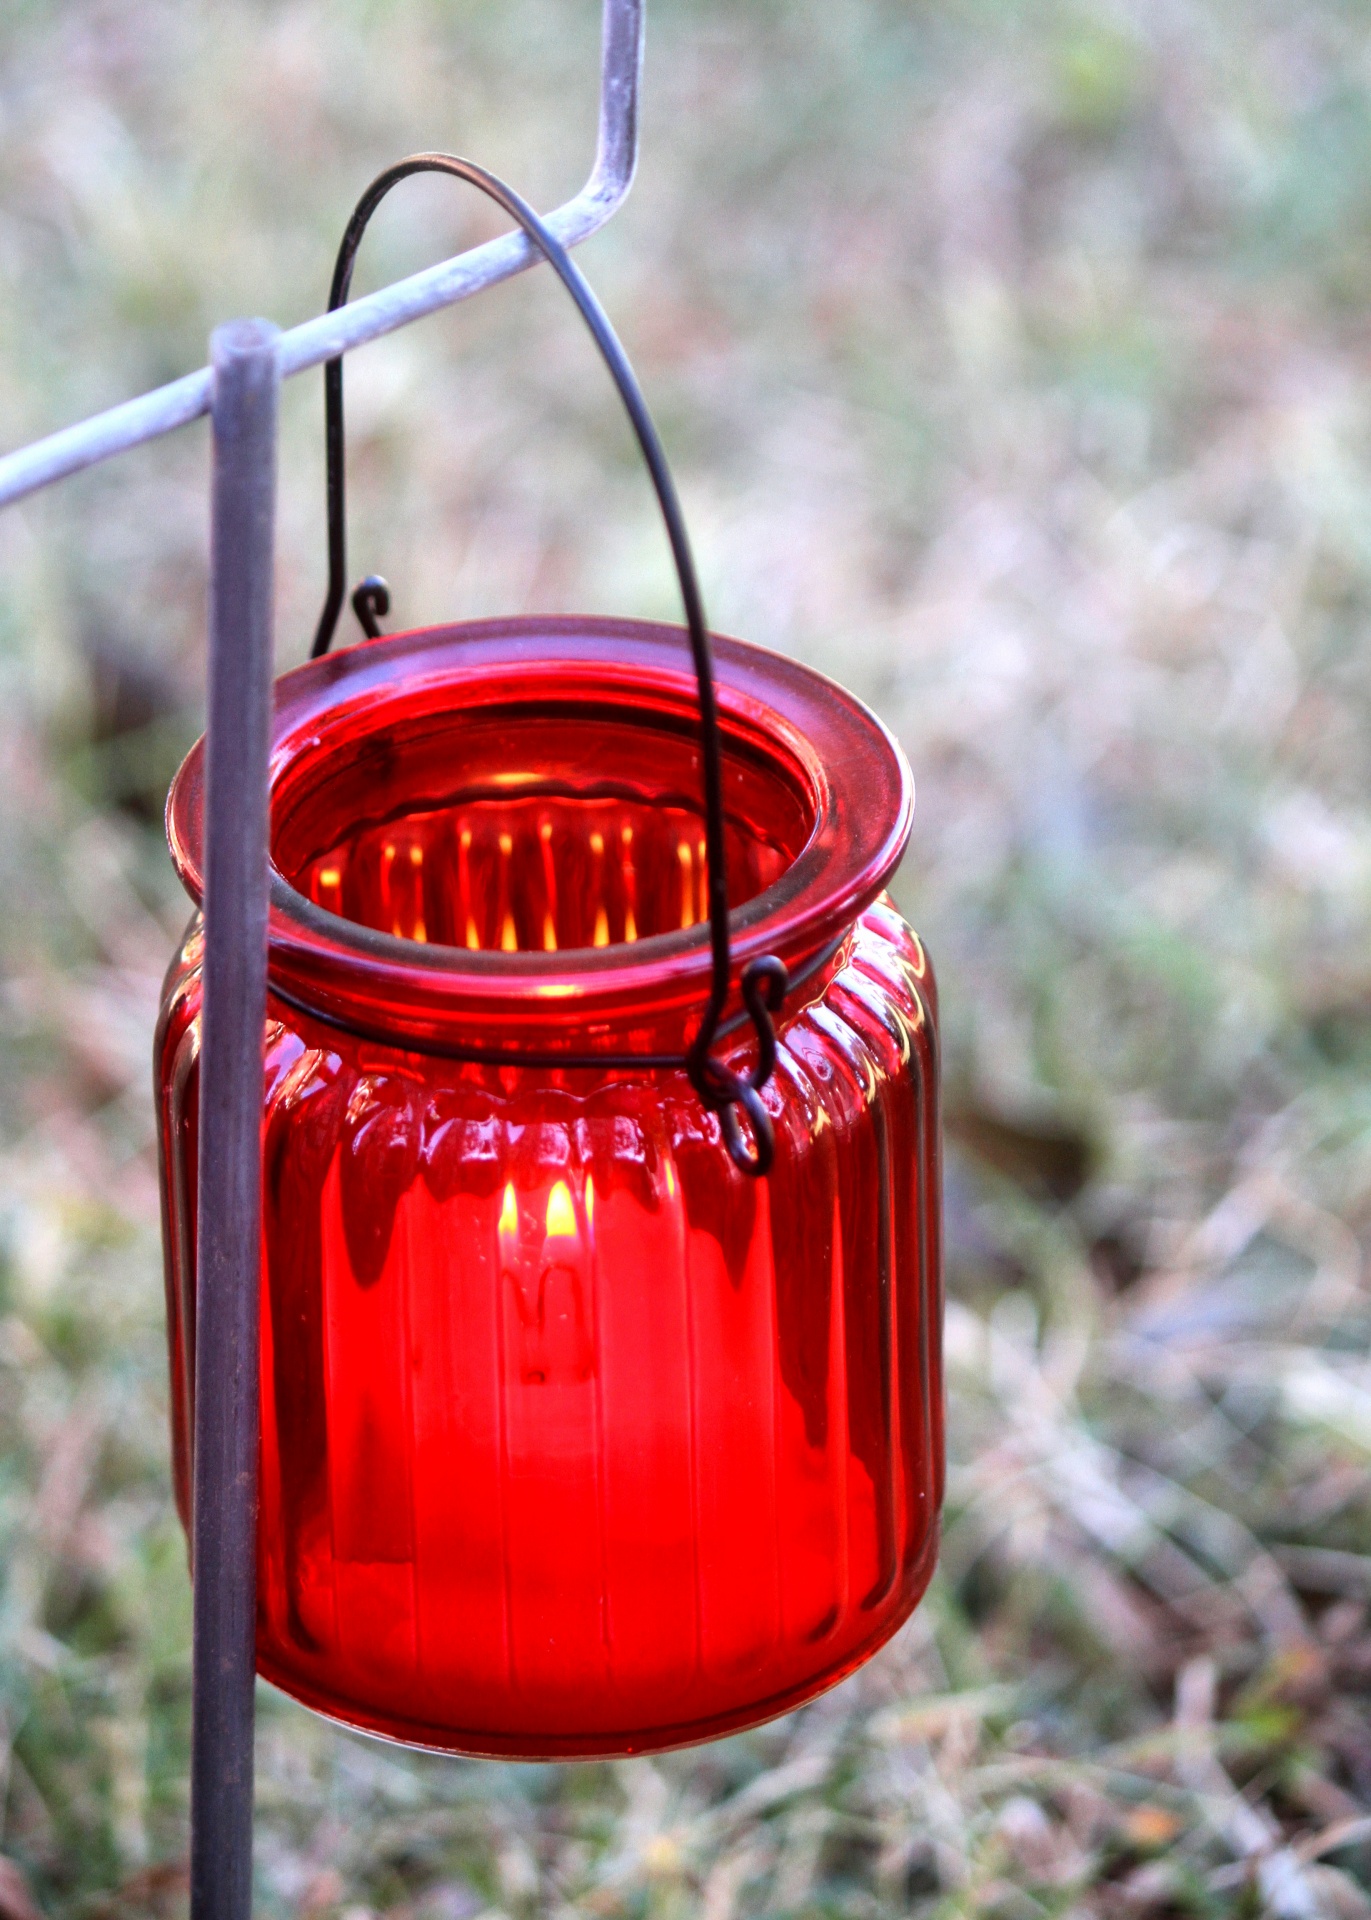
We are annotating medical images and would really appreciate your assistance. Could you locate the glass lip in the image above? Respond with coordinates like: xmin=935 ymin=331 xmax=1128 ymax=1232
xmin=165 ymin=615 xmax=914 ymax=1047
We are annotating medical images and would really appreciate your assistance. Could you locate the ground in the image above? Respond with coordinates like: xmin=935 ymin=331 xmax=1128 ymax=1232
xmin=6 ymin=0 xmax=1371 ymax=1913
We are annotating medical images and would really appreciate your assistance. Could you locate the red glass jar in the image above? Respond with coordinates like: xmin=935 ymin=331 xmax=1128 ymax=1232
xmin=156 ymin=614 xmax=942 ymax=1757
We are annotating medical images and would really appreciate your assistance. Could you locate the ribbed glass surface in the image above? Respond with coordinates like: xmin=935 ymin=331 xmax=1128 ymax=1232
xmin=156 ymin=897 xmax=941 ymax=1756
xmin=298 ymin=792 xmax=789 ymax=952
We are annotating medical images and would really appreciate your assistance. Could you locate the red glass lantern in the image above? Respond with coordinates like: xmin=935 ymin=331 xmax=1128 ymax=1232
xmin=155 ymin=156 xmax=944 ymax=1757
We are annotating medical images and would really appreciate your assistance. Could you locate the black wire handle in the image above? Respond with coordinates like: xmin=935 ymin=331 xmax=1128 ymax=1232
xmin=309 ymin=154 xmax=785 ymax=1175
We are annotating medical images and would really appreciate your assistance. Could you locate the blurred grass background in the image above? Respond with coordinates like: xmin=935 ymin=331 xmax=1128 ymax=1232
xmin=6 ymin=0 xmax=1371 ymax=1912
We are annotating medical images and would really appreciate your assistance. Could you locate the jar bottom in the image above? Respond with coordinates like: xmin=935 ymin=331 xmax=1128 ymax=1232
xmin=255 ymin=1523 xmax=939 ymax=1759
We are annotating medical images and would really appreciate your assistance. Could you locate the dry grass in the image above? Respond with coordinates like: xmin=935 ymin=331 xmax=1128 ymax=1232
xmin=6 ymin=0 xmax=1371 ymax=1912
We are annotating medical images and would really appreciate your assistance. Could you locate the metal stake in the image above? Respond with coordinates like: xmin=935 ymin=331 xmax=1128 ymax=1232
xmin=190 ymin=319 xmax=280 ymax=1919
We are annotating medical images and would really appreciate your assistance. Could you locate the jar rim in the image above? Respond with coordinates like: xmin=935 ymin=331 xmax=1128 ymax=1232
xmin=165 ymin=616 xmax=914 ymax=1055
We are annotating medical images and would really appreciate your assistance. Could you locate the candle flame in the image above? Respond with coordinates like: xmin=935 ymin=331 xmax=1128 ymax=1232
xmin=499 ymin=1181 xmax=518 ymax=1247
xmin=545 ymin=1180 xmax=576 ymax=1239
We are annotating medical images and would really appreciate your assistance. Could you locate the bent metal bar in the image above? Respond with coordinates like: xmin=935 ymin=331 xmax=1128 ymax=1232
xmin=0 ymin=5 xmax=645 ymax=1912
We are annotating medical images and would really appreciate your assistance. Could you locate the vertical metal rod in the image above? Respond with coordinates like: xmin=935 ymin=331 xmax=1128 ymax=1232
xmin=190 ymin=318 xmax=280 ymax=1920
